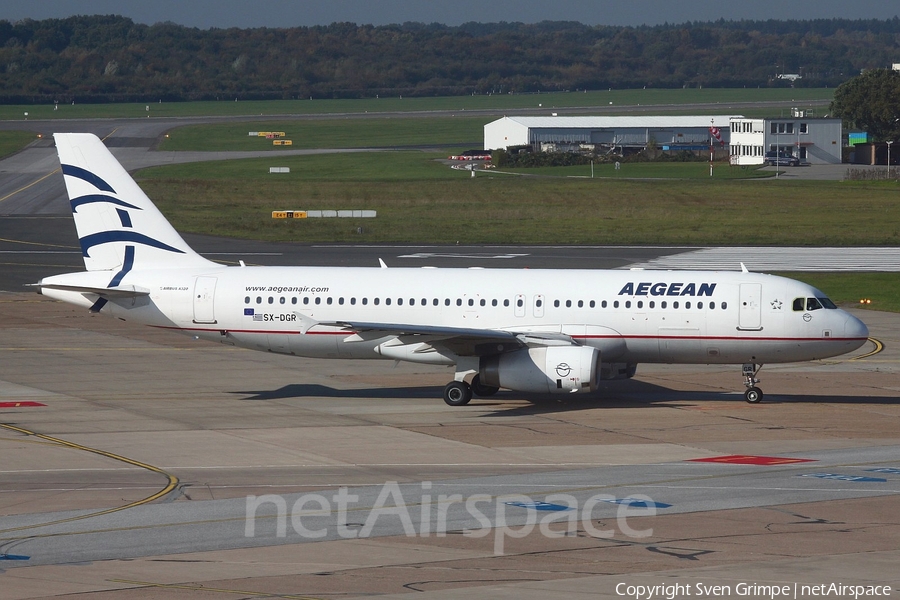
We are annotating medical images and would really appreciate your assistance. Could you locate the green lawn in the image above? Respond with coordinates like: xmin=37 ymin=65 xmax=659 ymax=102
xmin=158 ymin=117 xmax=485 ymax=151
xmin=0 ymin=87 xmax=833 ymax=121
xmin=0 ymin=130 xmax=38 ymax=159
xmin=135 ymin=152 xmax=900 ymax=246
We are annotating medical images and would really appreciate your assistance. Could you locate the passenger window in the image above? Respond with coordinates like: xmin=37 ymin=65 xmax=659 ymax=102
xmin=315 ymin=297 xmax=321 ymax=305
xmin=291 ymin=297 xmax=297 ymax=305
xmin=793 ymin=298 xmax=805 ymax=311
xmin=554 ymin=300 xmax=560 ymax=308
xmin=566 ymin=300 xmax=572 ymax=308
xmin=350 ymin=298 xmax=356 ymax=305
xmin=256 ymin=296 xmax=262 ymax=304
xmin=709 ymin=302 xmax=714 ymax=310
xmin=536 ymin=299 xmax=543 ymax=307
xmin=445 ymin=299 xmax=451 ymax=306
xmin=303 ymin=297 xmax=309 ymax=305
xmin=674 ymin=301 xmax=679 ymax=309
xmin=721 ymin=302 xmax=727 ymax=309
xmin=397 ymin=298 xmax=402 ymax=306
xmin=601 ymin=300 xmax=607 ymax=308
xmin=517 ymin=298 xmax=524 ymax=307
xmin=578 ymin=300 xmax=583 ymax=308
xmin=492 ymin=299 xmax=498 ymax=307
xmin=244 ymin=296 xmax=250 ymax=304
xmin=362 ymin=298 xmax=368 ymax=305
xmin=661 ymin=301 xmax=666 ymax=309
xmin=637 ymin=301 xmax=643 ymax=309
xmin=386 ymin=298 xmax=392 ymax=306
xmin=614 ymin=300 xmax=619 ymax=308
xmin=457 ymin=299 xmax=462 ymax=306
xmin=433 ymin=298 xmax=439 ymax=306
xmin=504 ymin=299 xmax=510 ymax=307
xmin=625 ymin=301 xmax=631 ymax=308
xmin=338 ymin=297 xmax=344 ymax=305
xmin=697 ymin=302 xmax=703 ymax=309
xmin=268 ymin=297 xmax=274 ymax=304
xmin=590 ymin=300 xmax=595 ymax=308
xmin=649 ymin=301 xmax=655 ymax=309
xmin=374 ymin=298 xmax=380 ymax=305
xmin=327 ymin=297 xmax=333 ymax=305
xmin=468 ymin=299 xmax=474 ymax=306
xmin=685 ymin=301 xmax=691 ymax=309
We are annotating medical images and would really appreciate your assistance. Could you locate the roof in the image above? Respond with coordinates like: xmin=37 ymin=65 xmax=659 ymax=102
xmin=491 ymin=116 xmax=742 ymax=129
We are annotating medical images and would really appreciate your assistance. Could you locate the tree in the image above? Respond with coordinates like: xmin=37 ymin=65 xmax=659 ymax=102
xmin=831 ymin=68 xmax=900 ymax=142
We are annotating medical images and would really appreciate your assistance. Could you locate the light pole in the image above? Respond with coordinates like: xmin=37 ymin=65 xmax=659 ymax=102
xmin=887 ymin=141 xmax=894 ymax=179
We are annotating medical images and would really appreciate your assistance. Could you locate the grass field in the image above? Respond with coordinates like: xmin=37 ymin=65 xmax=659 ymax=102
xmin=0 ymin=130 xmax=37 ymax=159
xmin=159 ymin=117 xmax=486 ymax=151
xmin=135 ymin=151 xmax=900 ymax=247
xmin=0 ymin=87 xmax=833 ymax=121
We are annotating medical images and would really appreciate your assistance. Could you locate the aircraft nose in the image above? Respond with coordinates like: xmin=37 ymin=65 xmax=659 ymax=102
xmin=843 ymin=312 xmax=869 ymax=341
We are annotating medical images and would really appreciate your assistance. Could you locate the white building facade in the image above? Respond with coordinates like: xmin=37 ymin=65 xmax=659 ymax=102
xmin=484 ymin=116 xmax=739 ymax=153
xmin=729 ymin=115 xmax=842 ymax=165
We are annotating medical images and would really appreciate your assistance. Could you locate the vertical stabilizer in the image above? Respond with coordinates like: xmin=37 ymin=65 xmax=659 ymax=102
xmin=54 ymin=133 xmax=214 ymax=273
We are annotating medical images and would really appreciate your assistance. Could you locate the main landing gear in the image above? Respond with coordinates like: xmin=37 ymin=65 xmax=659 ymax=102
xmin=442 ymin=374 xmax=500 ymax=406
xmin=742 ymin=363 xmax=763 ymax=403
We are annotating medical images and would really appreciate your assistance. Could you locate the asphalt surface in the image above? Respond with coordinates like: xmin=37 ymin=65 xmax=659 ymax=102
xmin=1 ymin=109 xmax=899 ymax=599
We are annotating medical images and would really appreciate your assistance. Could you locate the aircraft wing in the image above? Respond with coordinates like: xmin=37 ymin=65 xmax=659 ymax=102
xmin=319 ymin=319 xmax=578 ymax=356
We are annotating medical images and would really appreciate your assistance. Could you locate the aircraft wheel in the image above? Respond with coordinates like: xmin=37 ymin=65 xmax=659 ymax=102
xmin=744 ymin=387 xmax=763 ymax=404
xmin=471 ymin=374 xmax=499 ymax=397
xmin=443 ymin=381 xmax=473 ymax=406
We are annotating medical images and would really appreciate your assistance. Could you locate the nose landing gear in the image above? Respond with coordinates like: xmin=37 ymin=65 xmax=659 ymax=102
xmin=742 ymin=363 xmax=763 ymax=403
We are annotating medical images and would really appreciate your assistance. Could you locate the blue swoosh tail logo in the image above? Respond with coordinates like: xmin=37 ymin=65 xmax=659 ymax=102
xmin=71 ymin=194 xmax=141 ymax=213
xmin=79 ymin=231 xmax=186 ymax=258
xmin=62 ymin=164 xmax=116 ymax=193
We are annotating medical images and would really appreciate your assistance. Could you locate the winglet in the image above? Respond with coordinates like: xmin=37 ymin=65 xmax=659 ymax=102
xmin=740 ymin=262 xmax=749 ymax=273
xmin=379 ymin=258 xmax=388 ymax=269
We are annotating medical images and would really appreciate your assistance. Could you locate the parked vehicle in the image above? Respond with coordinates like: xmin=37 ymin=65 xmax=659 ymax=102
xmin=764 ymin=151 xmax=800 ymax=167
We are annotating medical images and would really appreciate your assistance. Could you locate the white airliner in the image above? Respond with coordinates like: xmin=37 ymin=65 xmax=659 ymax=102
xmin=38 ymin=133 xmax=869 ymax=405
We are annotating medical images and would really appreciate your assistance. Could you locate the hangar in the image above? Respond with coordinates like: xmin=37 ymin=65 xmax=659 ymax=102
xmin=484 ymin=115 xmax=739 ymax=154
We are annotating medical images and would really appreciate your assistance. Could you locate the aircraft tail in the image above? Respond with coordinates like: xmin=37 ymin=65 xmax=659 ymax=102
xmin=54 ymin=133 xmax=214 ymax=273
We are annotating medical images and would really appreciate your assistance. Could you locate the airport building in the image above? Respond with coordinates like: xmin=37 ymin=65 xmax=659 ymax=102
xmin=484 ymin=115 xmax=739 ymax=154
xmin=729 ymin=113 xmax=843 ymax=165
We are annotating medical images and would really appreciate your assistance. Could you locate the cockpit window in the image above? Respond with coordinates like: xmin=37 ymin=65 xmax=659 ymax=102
xmin=794 ymin=297 xmax=836 ymax=311
xmin=818 ymin=297 xmax=837 ymax=309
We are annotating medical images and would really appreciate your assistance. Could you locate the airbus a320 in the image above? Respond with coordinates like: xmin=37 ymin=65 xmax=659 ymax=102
xmin=37 ymin=134 xmax=870 ymax=405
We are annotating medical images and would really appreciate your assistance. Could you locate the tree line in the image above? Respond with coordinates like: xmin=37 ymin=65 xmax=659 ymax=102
xmin=2 ymin=15 xmax=899 ymax=103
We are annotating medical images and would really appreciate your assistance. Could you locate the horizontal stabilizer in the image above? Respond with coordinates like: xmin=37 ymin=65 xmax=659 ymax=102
xmin=36 ymin=283 xmax=151 ymax=298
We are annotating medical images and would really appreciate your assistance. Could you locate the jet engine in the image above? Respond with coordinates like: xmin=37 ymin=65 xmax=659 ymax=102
xmin=479 ymin=346 xmax=600 ymax=394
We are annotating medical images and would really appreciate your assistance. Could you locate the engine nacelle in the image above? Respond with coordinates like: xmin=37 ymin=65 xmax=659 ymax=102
xmin=480 ymin=346 xmax=600 ymax=394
